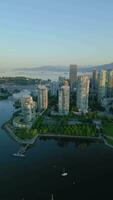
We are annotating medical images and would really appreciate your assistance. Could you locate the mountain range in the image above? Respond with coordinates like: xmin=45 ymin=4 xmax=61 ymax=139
xmin=15 ymin=62 xmax=113 ymax=73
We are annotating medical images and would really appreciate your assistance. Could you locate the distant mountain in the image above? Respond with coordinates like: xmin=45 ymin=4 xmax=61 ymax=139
xmin=15 ymin=62 xmax=113 ymax=73
xmin=16 ymin=66 xmax=69 ymax=72
xmin=79 ymin=63 xmax=113 ymax=73
xmin=15 ymin=65 xmax=92 ymax=73
xmin=79 ymin=66 xmax=93 ymax=73
xmin=96 ymin=62 xmax=113 ymax=71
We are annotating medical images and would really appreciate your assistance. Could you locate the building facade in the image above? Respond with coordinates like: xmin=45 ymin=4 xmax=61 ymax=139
xmin=21 ymin=95 xmax=36 ymax=123
xmin=50 ymin=81 xmax=59 ymax=96
xmin=77 ymin=75 xmax=90 ymax=113
xmin=107 ymin=70 xmax=113 ymax=98
xmin=58 ymin=76 xmax=66 ymax=87
xmin=89 ymin=68 xmax=98 ymax=102
xmin=69 ymin=64 xmax=77 ymax=92
xmin=98 ymin=70 xmax=107 ymax=102
xmin=37 ymin=85 xmax=48 ymax=111
xmin=58 ymin=84 xmax=70 ymax=115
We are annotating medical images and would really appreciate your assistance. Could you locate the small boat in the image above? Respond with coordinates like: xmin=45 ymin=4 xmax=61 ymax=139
xmin=61 ymin=168 xmax=68 ymax=176
xmin=13 ymin=153 xmax=25 ymax=158
xmin=61 ymin=172 xmax=68 ymax=177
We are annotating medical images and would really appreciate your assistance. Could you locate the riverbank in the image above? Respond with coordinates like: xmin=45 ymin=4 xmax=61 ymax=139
xmin=2 ymin=122 xmax=39 ymax=145
xmin=102 ymin=135 xmax=113 ymax=149
xmin=2 ymin=113 xmax=113 ymax=148
xmin=3 ymin=121 xmax=113 ymax=151
xmin=38 ymin=134 xmax=102 ymax=141
xmin=2 ymin=120 xmax=104 ymax=145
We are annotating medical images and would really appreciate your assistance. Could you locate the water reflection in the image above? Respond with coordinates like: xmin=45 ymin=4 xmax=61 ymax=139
xmin=39 ymin=136 xmax=103 ymax=151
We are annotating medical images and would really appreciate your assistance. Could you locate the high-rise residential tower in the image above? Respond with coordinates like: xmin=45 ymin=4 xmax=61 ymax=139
xmin=21 ymin=95 xmax=36 ymax=123
xmin=92 ymin=68 xmax=98 ymax=88
xmin=90 ymin=68 xmax=98 ymax=101
xmin=50 ymin=81 xmax=59 ymax=96
xmin=58 ymin=82 xmax=70 ymax=115
xmin=98 ymin=70 xmax=107 ymax=102
xmin=37 ymin=85 xmax=48 ymax=111
xmin=107 ymin=70 xmax=113 ymax=97
xmin=69 ymin=64 xmax=77 ymax=92
xmin=76 ymin=74 xmax=90 ymax=113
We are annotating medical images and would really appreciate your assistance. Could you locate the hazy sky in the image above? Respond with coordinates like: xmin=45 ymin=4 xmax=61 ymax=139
xmin=0 ymin=0 xmax=113 ymax=69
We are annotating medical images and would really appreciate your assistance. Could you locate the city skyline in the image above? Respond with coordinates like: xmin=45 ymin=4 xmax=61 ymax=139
xmin=0 ymin=0 xmax=113 ymax=69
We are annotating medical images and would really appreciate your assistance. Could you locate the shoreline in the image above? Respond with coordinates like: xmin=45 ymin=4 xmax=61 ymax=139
xmin=2 ymin=122 xmax=103 ymax=145
xmin=102 ymin=135 xmax=113 ymax=149
xmin=38 ymin=134 xmax=102 ymax=141
xmin=2 ymin=123 xmax=38 ymax=145
xmin=2 ymin=120 xmax=113 ymax=149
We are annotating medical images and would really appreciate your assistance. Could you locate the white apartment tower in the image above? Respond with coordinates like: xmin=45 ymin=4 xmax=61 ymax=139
xmin=37 ymin=85 xmax=48 ymax=111
xmin=69 ymin=64 xmax=77 ymax=92
xmin=21 ymin=95 xmax=36 ymax=123
xmin=58 ymin=81 xmax=70 ymax=115
xmin=98 ymin=70 xmax=107 ymax=101
xmin=77 ymin=75 xmax=90 ymax=113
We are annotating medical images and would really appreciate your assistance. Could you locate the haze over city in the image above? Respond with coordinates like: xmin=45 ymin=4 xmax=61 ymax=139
xmin=0 ymin=0 xmax=113 ymax=69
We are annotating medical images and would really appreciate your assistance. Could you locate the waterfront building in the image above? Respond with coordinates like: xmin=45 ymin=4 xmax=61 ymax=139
xmin=98 ymin=70 xmax=107 ymax=102
xmin=76 ymin=74 xmax=90 ymax=113
xmin=107 ymin=70 xmax=113 ymax=98
xmin=50 ymin=81 xmax=59 ymax=96
xmin=58 ymin=83 xmax=70 ymax=115
xmin=37 ymin=85 xmax=48 ymax=111
xmin=69 ymin=64 xmax=77 ymax=92
xmin=21 ymin=95 xmax=36 ymax=123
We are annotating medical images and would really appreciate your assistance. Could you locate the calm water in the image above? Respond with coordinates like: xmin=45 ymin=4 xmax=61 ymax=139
xmin=0 ymin=100 xmax=113 ymax=200
xmin=0 ymin=70 xmax=69 ymax=81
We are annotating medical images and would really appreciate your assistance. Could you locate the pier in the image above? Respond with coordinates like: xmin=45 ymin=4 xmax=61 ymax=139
xmin=13 ymin=144 xmax=30 ymax=157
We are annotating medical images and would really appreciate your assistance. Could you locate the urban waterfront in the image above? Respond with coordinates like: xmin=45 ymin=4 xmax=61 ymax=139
xmin=0 ymin=69 xmax=69 ymax=81
xmin=0 ymin=100 xmax=113 ymax=199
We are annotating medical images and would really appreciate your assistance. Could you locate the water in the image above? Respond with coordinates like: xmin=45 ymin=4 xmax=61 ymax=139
xmin=0 ymin=100 xmax=113 ymax=199
xmin=0 ymin=70 xmax=69 ymax=81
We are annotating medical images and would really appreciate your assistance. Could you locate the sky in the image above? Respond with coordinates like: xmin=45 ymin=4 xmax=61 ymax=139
xmin=0 ymin=0 xmax=113 ymax=69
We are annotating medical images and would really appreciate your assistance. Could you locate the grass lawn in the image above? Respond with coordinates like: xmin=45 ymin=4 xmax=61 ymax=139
xmin=15 ymin=128 xmax=38 ymax=140
xmin=102 ymin=123 xmax=113 ymax=136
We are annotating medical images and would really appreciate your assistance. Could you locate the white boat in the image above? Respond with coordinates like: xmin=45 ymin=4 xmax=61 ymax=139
xmin=13 ymin=153 xmax=25 ymax=157
xmin=61 ymin=172 xmax=68 ymax=176
xmin=61 ymin=168 xmax=68 ymax=176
